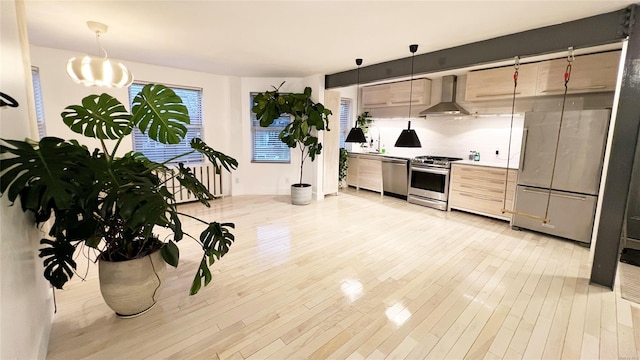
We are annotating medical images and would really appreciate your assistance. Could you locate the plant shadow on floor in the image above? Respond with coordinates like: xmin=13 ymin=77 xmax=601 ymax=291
xmin=272 ymin=195 xmax=294 ymax=204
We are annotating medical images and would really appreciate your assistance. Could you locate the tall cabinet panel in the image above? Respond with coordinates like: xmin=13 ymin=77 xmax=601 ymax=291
xmin=322 ymin=90 xmax=341 ymax=195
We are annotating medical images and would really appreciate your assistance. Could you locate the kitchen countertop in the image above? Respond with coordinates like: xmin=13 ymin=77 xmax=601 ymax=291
xmin=349 ymin=152 xmax=519 ymax=169
xmin=347 ymin=151 xmax=411 ymax=161
xmin=455 ymin=159 xmax=519 ymax=170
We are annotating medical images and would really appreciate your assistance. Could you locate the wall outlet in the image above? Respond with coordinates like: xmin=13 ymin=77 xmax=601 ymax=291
xmin=495 ymin=148 xmax=500 ymax=156
xmin=285 ymin=177 xmax=290 ymax=184
xmin=234 ymin=177 xmax=240 ymax=184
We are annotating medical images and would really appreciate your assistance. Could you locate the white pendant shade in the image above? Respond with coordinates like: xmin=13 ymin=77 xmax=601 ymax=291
xmin=66 ymin=55 xmax=133 ymax=88
xmin=65 ymin=21 xmax=133 ymax=88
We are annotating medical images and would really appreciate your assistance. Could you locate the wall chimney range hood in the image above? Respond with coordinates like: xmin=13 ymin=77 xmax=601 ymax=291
xmin=419 ymin=75 xmax=470 ymax=116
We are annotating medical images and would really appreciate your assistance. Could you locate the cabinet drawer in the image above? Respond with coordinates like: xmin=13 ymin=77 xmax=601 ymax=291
xmin=452 ymin=164 xmax=515 ymax=181
xmin=451 ymin=181 xmax=505 ymax=196
xmin=452 ymin=175 xmax=516 ymax=193
xmin=452 ymin=174 xmax=508 ymax=191
xmin=512 ymin=186 xmax=597 ymax=243
xmin=449 ymin=164 xmax=516 ymax=221
xmin=450 ymin=190 xmax=512 ymax=219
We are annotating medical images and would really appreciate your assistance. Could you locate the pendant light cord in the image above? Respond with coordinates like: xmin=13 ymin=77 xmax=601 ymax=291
xmin=95 ymin=31 xmax=108 ymax=59
xmin=353 ymin=59 xmax=362 ymax=128
xmin=408 ymin=50 xmax=415 ymax=128
xmin=543 ymin=48 xmax=574 ymax=223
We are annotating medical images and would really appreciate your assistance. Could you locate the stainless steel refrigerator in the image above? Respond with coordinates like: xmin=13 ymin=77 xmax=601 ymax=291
xmin=512 ymin=109 xmax=610 ymax=244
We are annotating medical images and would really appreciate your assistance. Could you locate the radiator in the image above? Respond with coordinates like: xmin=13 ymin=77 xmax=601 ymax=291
xmin=158 ymin=164 xmax=223 ymax=204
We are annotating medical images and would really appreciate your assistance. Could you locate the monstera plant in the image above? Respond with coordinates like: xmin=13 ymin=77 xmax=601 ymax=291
xmin=0 ymin=84 xmax=238 ymax=314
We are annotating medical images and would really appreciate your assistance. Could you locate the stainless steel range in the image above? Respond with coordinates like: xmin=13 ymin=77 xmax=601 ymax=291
xmin=408 ymin=156 xmax=462 ymax=210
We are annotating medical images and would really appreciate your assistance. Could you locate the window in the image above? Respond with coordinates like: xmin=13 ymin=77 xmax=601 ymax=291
xmin=250 ymin=93 xmax=291 ymax=163
xmin=31 ymin=67 xmax=46 ymax=139
xmin=339 ymin=98 xmax=352 ymax=148
xmin=129 ymin=83 xmax=204 ymax=164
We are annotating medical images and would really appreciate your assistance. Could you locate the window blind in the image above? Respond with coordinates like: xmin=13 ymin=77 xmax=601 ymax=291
xmin=31 ymin=67 xmax=46 ymax=139
xmin=339 ymin=98 xmax=352 ymax=148
xmin=129 ymin=83 xmax=204 ymax=164
xmin=250 ymin=93 xmax=291 ymax=163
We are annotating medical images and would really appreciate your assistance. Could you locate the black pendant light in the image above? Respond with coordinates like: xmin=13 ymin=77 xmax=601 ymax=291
xmin=394 ymin=44 xmax=422 ymax=148
xmin=345 ymin=58 xmax=367 ymax=143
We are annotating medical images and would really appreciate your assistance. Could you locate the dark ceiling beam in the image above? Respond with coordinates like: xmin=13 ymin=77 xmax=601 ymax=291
xmin=325 ymin=6 xmax=630 ymax=89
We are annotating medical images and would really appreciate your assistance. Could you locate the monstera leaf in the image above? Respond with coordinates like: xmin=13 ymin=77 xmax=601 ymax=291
xmin=190 ymin=138 xmax=238 ymax=173
xmin=190 ymin=258 xmax=212 ymax=295
xmin=200 ymin=222 xmax=235 ymax=261
xmin=131 ymin=84 xmax=189 ymax=144
xmin=0 ymin=137 xmax=92 ymax=212
xmin=39 ymin=238 xmax=77 ymax=289
xmin=61 ymin=94 xmax=132 ymax=140
xmin=190 ymin=222 xmax=235 ymax=295
xmin=176 ymin=163 xmax=214 ymax=207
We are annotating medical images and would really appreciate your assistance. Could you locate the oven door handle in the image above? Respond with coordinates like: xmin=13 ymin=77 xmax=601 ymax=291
xmin=411 ymin=166 xmax=450 ymax=176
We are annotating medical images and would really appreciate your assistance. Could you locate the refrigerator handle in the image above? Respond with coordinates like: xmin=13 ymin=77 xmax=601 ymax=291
xmin=520 ymin=128 xmax=529 ymax=171
xmin=522 ymin=187 xmax=587 ymax=201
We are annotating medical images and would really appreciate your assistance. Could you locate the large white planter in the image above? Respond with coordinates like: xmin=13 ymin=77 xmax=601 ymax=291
xmin=99 ymin=250 xmax=167 ymax=318
xmin=291 ymin=183 xmax=312 ymax=205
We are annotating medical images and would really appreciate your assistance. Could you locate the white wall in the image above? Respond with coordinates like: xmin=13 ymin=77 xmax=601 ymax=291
xmin=332 ymin=84 xmax=358 ymax=152
xmin=368 ymin=115 xmax=524 ymax=165
xmin=30 ymin=46 xmax=236 ymax=195
xmin=332 ymin=77 xmax=525 ymax=163
xmin=30 ymin=46 xmax=332 ymax=198
xmin=0 ymin=1 xmax=54 ymax=359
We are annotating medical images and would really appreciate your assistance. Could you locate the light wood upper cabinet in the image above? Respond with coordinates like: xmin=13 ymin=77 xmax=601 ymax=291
xmin=536 ymin=51 xmax=620 ymax=95
xmin=361 ymin=83 xmax=391 ymax=108
xmin=465 ymin=62 xmax=539 ymax=101
xmin=465 ymin=50 xmax=621 ymax=101
xmin=361 ymin=79 xmax=431 ymax=108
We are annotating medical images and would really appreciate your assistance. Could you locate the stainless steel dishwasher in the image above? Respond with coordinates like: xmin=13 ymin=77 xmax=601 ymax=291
xmin=381 ymin=158 xmax=409 ymax=199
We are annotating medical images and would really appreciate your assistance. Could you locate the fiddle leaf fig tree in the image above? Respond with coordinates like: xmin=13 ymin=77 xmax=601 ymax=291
xmin=251 ymin=82 xmax=332 ymax=185
xmin=0 ymin=84 xmax=238 ymax=295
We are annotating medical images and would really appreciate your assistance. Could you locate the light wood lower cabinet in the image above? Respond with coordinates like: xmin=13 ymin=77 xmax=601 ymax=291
xmin=346 ymin=155 xmax=358 ymax=187
xmin=357 ymin=157 xmax=383 ymax=193
xmin=345 ymin=153 xmax=383 ymax=194
xmin=449 ymin=164 xmax=517 ymax=221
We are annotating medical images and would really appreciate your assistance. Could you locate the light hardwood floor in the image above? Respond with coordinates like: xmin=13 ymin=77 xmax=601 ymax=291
xmin=46 ymin=188 xmax=640 ymax=359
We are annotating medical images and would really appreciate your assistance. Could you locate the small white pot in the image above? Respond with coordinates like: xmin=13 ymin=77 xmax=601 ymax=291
xmin=291 ymin=183 xmax=312 ymax=205
xmin=99 ymin=249 xmax=167 ymax=318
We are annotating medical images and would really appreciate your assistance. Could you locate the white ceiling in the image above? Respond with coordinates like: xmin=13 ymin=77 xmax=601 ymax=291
xmin=24 ymin=0 xmax=636 ymax=78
